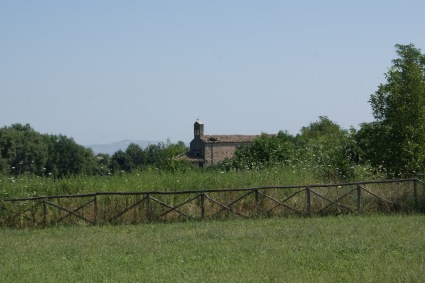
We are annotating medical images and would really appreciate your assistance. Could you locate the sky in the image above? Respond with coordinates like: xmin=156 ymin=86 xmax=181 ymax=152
xmin=1 ymin=1 xmax=424 ymax=146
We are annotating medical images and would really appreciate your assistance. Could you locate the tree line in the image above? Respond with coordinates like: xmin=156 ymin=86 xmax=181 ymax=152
xmin=1 ymin=43 xmax=424 ymax=180
xmin=222 ymin=116 xmax=359 ymax=181
xmin=0 ymin=124 xmax=188 ymax=178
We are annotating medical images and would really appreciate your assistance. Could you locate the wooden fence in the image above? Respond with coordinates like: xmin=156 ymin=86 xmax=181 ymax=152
xmin=1 ymin=179 xmax=424 ymax=228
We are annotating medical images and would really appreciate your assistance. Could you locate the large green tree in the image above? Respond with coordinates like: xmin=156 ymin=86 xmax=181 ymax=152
xmin=223 ymin=131 xmax=297 ymax=171
xmin=44 ymin=134 xmax=96 ymax=178
xmin=297 ymin=116 xmax=358 ymax=181
xmin=367 ymin=43 xmax=425 ymax=176
xmin=0 ymin=124 xmax=48 ymax=175
xmin=110 ymin=150 xmax=134 ymax=173
xmin=126 ymin=143 xmax=146 ymax=168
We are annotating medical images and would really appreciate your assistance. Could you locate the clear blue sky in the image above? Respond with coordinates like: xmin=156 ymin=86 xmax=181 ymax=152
xmin=1 ymin=1 xmax=424 ymax=145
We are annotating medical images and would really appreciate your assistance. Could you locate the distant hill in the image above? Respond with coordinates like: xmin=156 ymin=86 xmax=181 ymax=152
xmin=86 ymin=139 xmax=163 ymax=155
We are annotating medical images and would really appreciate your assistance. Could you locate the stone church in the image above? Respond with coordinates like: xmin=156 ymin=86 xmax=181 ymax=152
xmin=185 ymin=120 xmax=259 ymax=167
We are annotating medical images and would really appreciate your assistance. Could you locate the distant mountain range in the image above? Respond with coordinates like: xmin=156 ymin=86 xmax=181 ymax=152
xmin=86 ymin=139 xmax=163 ymax=155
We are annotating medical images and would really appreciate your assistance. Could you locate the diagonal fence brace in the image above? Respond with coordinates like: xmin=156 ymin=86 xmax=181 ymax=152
xmin=109 ymin=196 xmax=148 ymax=222
xmin=45 ymin=200 xmax=95 ymax=225
xmin=312 ymin=187 xmax=357 ymax=214
xmin=204 ymin=193 xmax=247 ymax=218
xmin=262 ymin=189 xmax=304 ymax=215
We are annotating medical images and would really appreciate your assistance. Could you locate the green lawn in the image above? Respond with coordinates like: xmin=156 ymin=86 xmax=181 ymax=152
xmin=1 ymin=215 xmax=425 ymax=282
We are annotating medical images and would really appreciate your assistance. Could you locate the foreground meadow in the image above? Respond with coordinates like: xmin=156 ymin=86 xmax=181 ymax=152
xmin=1 ymin=214 xmax=425 ymax=282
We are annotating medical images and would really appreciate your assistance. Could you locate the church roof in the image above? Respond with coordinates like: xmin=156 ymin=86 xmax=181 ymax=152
xmin=200 ymin=135 xmax=259 ymax=143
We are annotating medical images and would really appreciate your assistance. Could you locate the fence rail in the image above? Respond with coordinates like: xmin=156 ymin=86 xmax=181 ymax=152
xmin=1 ymin=178 xmax=424 ymax=228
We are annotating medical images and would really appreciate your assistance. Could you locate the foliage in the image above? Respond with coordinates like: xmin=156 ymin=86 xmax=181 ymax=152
xmin=92 ymin=153 xmax=111 ymax=175
xmin=223 ymin=117 xmax=359 ymax=181
xmin=366 ymin=43 xmax=425 ymax=177
xmin=0 ymin=123 xmax=190 ymax=178
xmin=0 ymin=124 xmax=99 ymax=178
xmin=355 ymin=122 xmax=389 ymax=172
xmin=109 ymin=140 xmax=189 ymax=173
xmin=0 ymin=123 xmax=48 ymax=175
xmin=43 ymin=134 xmax=96 ymax=178
xmin=297 ymin=116 xmax=359 ymax=181
xmin=0 ymin=155 xmax=6 ymax=175
xmin=224 ymin=131 xmax=296 ymax=170
xmin=125 ymin=143 xmax=146 ymax=167
xmin=110 ymin=150 xmax=134 ymax=173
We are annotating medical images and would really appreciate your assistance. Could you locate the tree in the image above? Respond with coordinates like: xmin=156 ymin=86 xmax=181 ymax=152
xmin=163 ymin=140 xmax=187 ymax=159
xmin=367 ymin=43 xmax=425 ymax=176
xmin=224 ymin=131 xmax=296 ymax=170
xmin=93 ymin=153 xmax=111 ymax=175
xmin=355 ymin=122 xmax=389 ymax=171
xmin=110 ymin=150 xmax=134 ymax=173
xmin=0 ymin=124 xmax=100 ymax=177
xmin=297 ymin=116 xmax=358 ymax=181
xmin=44 ymin=134 xmax=95 ymax=178
xmin=159 ymin=140 xmax=190 ymax=172
xmin=144 ymin=143 xmax=166 ymax=167
xmin=125 ymin=143 xmax=146 ymax=169
xmin=0 ymin=123 xmax=48 ymax=175
xmin=0 ymin=154 xmax=6 ymax=175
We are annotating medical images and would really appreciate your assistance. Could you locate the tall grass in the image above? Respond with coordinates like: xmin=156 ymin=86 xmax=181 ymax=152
xmin=1 ymin=215 xmax=425 ymax=282
xmin=0 ymin=165 xmax=324 ymax=199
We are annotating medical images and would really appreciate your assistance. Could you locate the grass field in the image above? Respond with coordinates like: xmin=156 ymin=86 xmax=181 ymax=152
xmin=1 ymin=214 xmax=425 ymax=282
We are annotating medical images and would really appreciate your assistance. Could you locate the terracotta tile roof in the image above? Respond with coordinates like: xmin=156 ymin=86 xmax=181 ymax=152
xmin=200 ymin=135 xmax=259 ymax=143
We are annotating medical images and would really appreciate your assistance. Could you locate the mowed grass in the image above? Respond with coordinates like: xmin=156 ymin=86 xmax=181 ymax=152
xmin=1 ymin=215 xmax=425 ymax=282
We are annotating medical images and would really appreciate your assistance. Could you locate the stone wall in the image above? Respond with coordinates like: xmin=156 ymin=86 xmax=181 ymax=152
xmin=203 ymin=142 xmax=249 ymax=165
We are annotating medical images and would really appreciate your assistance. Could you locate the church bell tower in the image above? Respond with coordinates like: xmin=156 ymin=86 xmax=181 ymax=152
xmin=194 ymin=120 xmax=204 ymax=139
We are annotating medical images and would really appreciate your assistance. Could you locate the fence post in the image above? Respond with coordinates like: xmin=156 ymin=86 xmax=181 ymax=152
xmin=356 ymin=183 xmax=361 ymax=212
xmin=413 ymin=179 xmax=418 ymax=211
xmin=306 ymin=187 xmax=311 ymax=217
xmin=42 ymin=198 xmax=47 ymax=226
xmin=255 ymin=189 xmax=259 ymax=217
xmin=146 ymin=193 xmax=152 ymax=223
xmin=93 ymin=194 xmax=98 ymax=225
xmin=201 ymin=192 xmax=205 ymax=219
